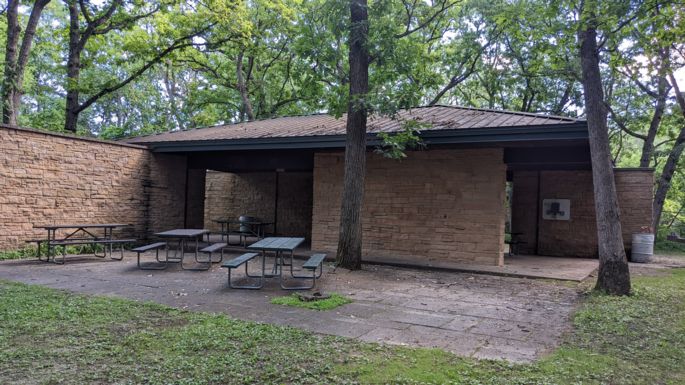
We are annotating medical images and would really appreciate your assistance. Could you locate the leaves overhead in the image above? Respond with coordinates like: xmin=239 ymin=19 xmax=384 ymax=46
xmin=1 ymin=0 xmax=685 ymax=231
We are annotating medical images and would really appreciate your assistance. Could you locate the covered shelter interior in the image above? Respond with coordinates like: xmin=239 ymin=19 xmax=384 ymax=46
xmin=131 ymin=106 xmax=653 ymax=269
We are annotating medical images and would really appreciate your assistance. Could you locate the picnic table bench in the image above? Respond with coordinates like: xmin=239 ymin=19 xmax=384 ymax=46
xmin=133 ymin=242 xmax=168 ymax=270
xmin=222 ymin=252 xmax=262 ymax=289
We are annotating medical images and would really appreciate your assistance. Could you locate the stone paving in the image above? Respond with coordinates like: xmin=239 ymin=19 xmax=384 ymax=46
xmin=0 ymin=252 xmax=584 ymax=362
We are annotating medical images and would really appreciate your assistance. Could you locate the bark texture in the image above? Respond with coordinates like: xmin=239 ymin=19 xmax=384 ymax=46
xmin=2 ymin=0 xmax=50 ymax=125
xmin=578 ymin=17 xmax=630 ymax=295
xmin=336 ymin=0 xmax=368 ymax=270
xmin=65 ymin=0 xmax=83 ymax=132
xmin=236 ymin=51 xmax=255 ymax=121
xmin=653 ymin=73 xmax=685 ymax=230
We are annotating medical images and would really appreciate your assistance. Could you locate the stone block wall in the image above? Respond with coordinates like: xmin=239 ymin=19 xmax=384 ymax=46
xmin=537 ymin=171 xmax=598 ymax=257
xmin=0 ymin=125 xmax=190 ymax=251
xmin=615 ymin=169 xmax=655 ymax=238
xmin=511 ymin=169 xmax=653 ymax=257
xmin=510 ymin=171 xmax=539 ymax=255
xmin=203 ymin=171 xmax=313 ymax=239
xmin=311 ymin=149 xmax=507 ymax=266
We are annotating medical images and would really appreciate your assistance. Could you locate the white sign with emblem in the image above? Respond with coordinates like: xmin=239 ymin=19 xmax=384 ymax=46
xmin=542 ymin=199 xmax=571 ymax=220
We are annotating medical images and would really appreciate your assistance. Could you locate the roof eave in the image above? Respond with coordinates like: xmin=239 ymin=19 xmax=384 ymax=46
xmin=137 ymin=122 xmax=589 ymax=153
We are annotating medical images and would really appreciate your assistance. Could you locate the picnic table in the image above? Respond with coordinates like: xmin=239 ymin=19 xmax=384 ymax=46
xmin=32 ymin=223 xmax=133 ymax=264
xmin=248 ymin=237 xmax=304 ymax=274
xmin=155 ymin=229 xmax=211 ymax=270
xmin=214 ymin=219 xmax=273 ymax=246
xmin=221 ymin=237 xmax=326 ymax=290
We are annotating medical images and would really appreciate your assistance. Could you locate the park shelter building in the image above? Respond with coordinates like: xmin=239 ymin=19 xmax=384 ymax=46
xmin=0 ymin=105 xmax=653 ymax=268
xmin=126 ymin=105 xmax=653 ymax=267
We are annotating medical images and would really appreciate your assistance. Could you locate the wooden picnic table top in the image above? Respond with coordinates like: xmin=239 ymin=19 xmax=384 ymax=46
xmin=155 ymin=229 xmax=210 ymax=238
xmin=34 ymin=223 xmax=130 ymax=230
xmin=247 ymin=237 xmax=305 ymax=252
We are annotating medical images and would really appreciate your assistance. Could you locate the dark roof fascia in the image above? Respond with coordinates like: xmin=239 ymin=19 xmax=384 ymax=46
xmin=140 ymin=122 xmax=588 ymax=153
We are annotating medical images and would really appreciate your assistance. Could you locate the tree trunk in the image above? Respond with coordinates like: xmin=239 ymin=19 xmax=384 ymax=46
xmin=64 ymin=0 xmax=82 ymax=132
xmin=2 ymin=0 xmax=51 ymax=125
xmin=653 ymin=73 xmax=685 ymax=230
xmin=639 ymin=75 xmax=668 ymax=168
xmin=336 ymin=0 xmax=368 ymax=270
xmin=236 ymin=51 xmax=255 ymax=121
xmin=578 ymin=12 xmax=630 ymax=295
xmin=2 ymin=0 xmax=20 ymax=125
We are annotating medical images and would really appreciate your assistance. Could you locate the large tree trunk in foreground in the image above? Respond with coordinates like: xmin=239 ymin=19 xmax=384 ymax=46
xmin=578 ymin=15 xmax=630 ymax=295
xmin=653 ymin=74 xmax=685 ymax=230
xmin=336 ymin=0 xmax=368 ymax=270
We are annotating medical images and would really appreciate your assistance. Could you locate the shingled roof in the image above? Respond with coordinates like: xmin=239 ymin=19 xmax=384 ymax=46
xmin=127 ymin=105 xmax=584 ymax=147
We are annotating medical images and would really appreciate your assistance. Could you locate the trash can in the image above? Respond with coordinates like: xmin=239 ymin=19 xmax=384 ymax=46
xmin=238 ymin=215 xmax=257 ymax=233
xmin=630 ymin=233 xmax=654 ymax=263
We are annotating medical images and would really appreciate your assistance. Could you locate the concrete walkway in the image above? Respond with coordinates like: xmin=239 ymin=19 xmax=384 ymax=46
xmin=365 ymin=254 xmax=598 ymax=281
xmin=0 ymin=253 xmax=584 ymax=362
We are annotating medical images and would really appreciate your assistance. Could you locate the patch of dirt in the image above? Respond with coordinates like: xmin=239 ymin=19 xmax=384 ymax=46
xmin=649 ymin=253 xmax=685 ymax=267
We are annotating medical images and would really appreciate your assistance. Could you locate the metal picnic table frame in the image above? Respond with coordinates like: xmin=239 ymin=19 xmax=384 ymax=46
xmin=214 ymin=219 xmax=273 ymax=245
xmin=154 ymin=229 xmax=211 ymax=270
xmin=34 ymin=223 xmax=131 ymax=264
xmin=246 ymin=237 xmax=305 ymax=289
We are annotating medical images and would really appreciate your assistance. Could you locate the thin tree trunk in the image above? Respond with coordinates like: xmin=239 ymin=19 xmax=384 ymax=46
xmin=2 ymin=0 xmax=20 ymax=124
xmin=7 ymin=0 xmax=51 ymax=125
xmin=653 ymin=73 xmax=685 ymax=230
xmin=64 ymin=0 xmax=82 ymax=132
xmin=336 ymin=0 xmax=368 ymax=270
xmin=639 ymin=75 xmax=669 ymax=167
xmin=236 ymin=51 xmax=255 ymax=121
xmin=578 ymin=10 xmax=630 ymax=295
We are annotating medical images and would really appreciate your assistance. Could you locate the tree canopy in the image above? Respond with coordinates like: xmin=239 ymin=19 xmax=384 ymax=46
xmin=2 ymin=0 xmax=684 ymax=236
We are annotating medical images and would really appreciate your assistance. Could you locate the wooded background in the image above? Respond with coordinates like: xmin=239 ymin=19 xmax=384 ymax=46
xmin=2 ymin=0 xmax=684 ymax=239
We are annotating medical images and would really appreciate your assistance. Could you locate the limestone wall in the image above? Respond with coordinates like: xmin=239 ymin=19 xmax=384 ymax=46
xmin=203 ymin=171 xmax=313 ymax=239
xmin=311 ymin=149 xmax=507 ymax=266
xmin=511 ymin=169 xmax=654 ymax=257
xmin=0 ymin=125 xmax=189 ymax=250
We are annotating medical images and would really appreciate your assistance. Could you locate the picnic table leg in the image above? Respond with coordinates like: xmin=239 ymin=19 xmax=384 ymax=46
xmin=138 ymin=247 xmax=169 ymax=270
xmin=280 ymin=250 xmax=318 ymax=291
xmin=182 ymin=236 xmax=210 ymax=271
xmin=46 ymin=229 xmax=54 ymax=263
xmin=35 ymin=238 xmax=48 ymax=262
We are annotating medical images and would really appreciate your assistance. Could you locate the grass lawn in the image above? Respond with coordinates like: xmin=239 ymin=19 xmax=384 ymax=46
xmin=270 ymin=292 xmax=352 ymax=310
xmin=1 ymin=269 xmax=684 ymax=385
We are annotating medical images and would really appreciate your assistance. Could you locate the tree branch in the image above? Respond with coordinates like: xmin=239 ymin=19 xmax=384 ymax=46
xmin=394 ymin=0 xmax=460 ymax=39
xmin=605 ymin=102 xmax=647 ymax=140
xmin=76 ymin=25 xmax=221 ymax=114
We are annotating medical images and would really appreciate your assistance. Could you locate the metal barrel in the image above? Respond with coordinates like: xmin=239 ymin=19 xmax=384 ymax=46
xmin=630 ymin=233 xmax=654 ymax=263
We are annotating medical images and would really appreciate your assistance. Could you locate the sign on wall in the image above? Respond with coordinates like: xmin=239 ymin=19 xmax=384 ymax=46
xmin=542 ymin=199 xmax=571 ymax=220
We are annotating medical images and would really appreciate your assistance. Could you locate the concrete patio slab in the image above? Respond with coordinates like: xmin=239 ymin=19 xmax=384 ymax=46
xmin=0 ymin=252 xmax=585 ymax=363
xmin=364 ymin=254 xmax=599 ymax=281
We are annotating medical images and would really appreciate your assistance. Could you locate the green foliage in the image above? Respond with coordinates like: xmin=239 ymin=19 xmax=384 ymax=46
xmin=3 ymin=0 xmax=685 ymax=235
xmin=270 ymin=292 xmax=352 ymax=311
xmin=375 ymin=119 xmax=427 ymax=159
xmin=0 ymin=244 xmax=106 ymax=261
xmin=655 ymin=239 xmax=685 ymax=255
xmin=0 ymin=247 xmax=37 ymax=261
